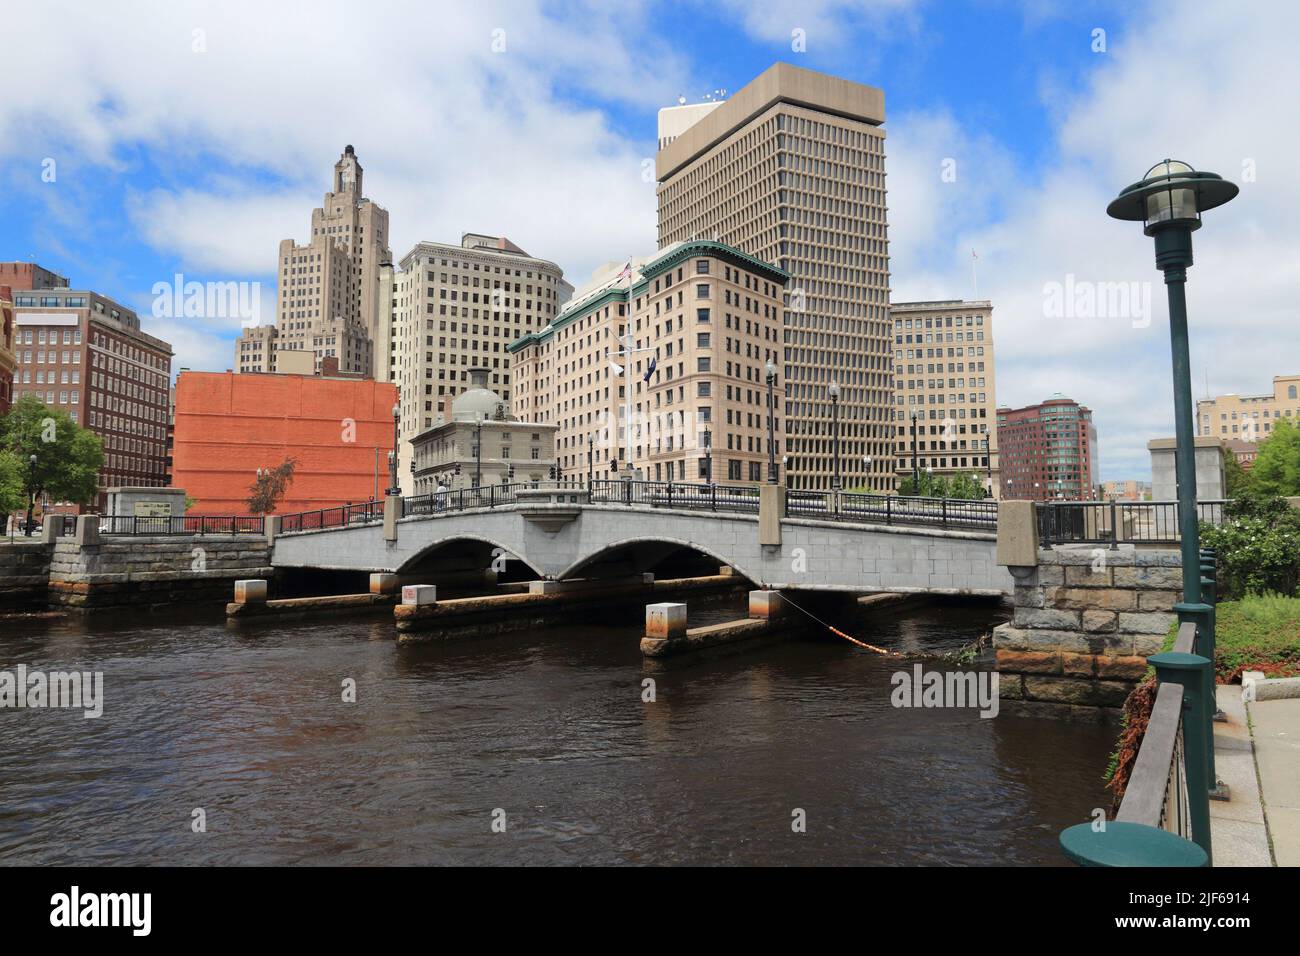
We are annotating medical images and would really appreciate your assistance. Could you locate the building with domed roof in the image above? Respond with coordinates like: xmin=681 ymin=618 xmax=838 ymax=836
xmin=408 ymin=368 xmax=557 ymax=494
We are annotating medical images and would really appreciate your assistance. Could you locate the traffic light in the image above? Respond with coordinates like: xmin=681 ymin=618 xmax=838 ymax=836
xmin=609 ymin=459 xmax=618 ymax=474
xmin=507 ymin=464 xmax=515 ymax=480
xmin=548 ymin=464 xmax=556 ymax=480
xmin=453 ymin=463 xmax=461 ymax=477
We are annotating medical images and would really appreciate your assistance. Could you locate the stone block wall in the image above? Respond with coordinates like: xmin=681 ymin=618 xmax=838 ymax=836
xmin=0 ymin=541 xmax=55 ymax=610
xmin=994 ymin=546 xmax=1182 ymax=720
xmin=48 ymin=536 xmax=273 ymax=608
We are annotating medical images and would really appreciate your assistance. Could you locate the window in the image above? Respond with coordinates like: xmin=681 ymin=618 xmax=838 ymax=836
xmin=696 ymin=284 xmax=710 ymax=299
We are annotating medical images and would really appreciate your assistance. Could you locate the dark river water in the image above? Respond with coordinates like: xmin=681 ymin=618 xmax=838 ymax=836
xmin=0 ymin=594 xmax=1114 ymax=865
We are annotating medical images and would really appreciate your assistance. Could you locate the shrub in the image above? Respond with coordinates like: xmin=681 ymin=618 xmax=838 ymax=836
xmin=1199 ymin=494 xmax=1300 ymax=600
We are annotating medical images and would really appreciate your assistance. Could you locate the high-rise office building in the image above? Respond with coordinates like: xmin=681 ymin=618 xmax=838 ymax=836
xmin=656 ymin=63 xmax=892 ymax=491
xmin=890 ymin=300 xmax=999 ymax=495
xmin=387 ymin=233 xmax=570 ymax=492
xmin=509 ymin=240 xmax=787 ymax=486
xmin=996 ymin=394 xmax=1099 ymax=501
xmin=1196 ymin=374 xmax=1300 ymax=442
xmin=235 ymin=145 xmax=391 ymax=376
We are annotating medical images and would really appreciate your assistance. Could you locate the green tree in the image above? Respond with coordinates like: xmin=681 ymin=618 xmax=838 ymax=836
xmin=1200 ymin=494 xmax=1300 ymax=599
xmin=1250 ymin=418 xmax=1300 ymax=496
xmin=247 ymin=457 xmax=298 ymax=514
xmin=1223 ymin=446 xmax=1253 ymax=498
xmin=0 ymin=450 xmax=25 ymax=515
xmin=0 ymin=395 xmax=104 ymax=508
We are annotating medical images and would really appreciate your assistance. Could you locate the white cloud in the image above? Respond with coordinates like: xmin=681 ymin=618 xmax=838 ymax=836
xmin=888 ymin=2 xmax=1300 ymax=480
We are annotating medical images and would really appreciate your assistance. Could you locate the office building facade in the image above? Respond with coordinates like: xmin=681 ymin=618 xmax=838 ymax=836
xmin=996 ymin=394 xmax=1099 ymax=501
xmin=890 ymin=300 xmax=998 ymax=495
xmin=1196 ymin=374 xmax=1300 ymax=442
xmin=509 ymin=240 xmax=787 ymax=486
xmin=656 ymin=63 xmax=892 ymax=491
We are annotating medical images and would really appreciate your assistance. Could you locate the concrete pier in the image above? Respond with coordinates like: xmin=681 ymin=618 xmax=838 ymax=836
xmin=640 ymin=589 xmax=800 ymax=658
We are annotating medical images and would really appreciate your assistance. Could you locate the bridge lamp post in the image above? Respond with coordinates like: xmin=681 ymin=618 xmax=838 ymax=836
xmin=764 ymin=360 xmax=778 ymax=484
xmin=984 ymin=438 xmax=993 ymax=497
xmin=863 ymin=455 xmax=872 ymax=491
xmin=387 ymin=404 xmax=401 ymax=497
xmin=910 ymin=411 xmax=919 ymax=493
xmin=702 ymin=428 xmax=713 ymax=484
xmin=587 ymin=435 xmax=594 ymax=488
xmin=1106 ymin=159 xmax=1238 ymax=608
xmin=829 ymin=380 xmax=841 ymax=491
xmin=24 ymin=454 xmax=37 ymax=536
xmin=474 ymin=419 xmax=484 ymax=489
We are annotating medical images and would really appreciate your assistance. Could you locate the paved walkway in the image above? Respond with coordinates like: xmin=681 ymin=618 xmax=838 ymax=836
xmin=1210 ymin=686 xmax=1272 ymax=866
xmin=1248 ymin=695 xmax=1300 ymax=867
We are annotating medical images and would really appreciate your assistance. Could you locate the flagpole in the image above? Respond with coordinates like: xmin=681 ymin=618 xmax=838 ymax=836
xmin=971 ymin=248 xmax=979 ymax=299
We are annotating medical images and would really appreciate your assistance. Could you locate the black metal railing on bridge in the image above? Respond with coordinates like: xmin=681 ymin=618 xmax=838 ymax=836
xmin=280 ymin=500 xmax=385 ymax=533
xmin=786 ymin=490 xmax=998 ymax=531
xmin=99 ymin=515 xmax=265 ymax=535
xmin=588 ymin=479 xmax=761 ymax=514
xmin=402 ymin=482 xmax=538 ymax=518
xmin=1036 ymin=499 xmax=1227 ymax=547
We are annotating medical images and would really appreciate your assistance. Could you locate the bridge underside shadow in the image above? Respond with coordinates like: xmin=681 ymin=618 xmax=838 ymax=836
xmin=562 ymin=539 xmax=750 ymax=583
xmin=401 ymin=536 xmax=542 ymax=585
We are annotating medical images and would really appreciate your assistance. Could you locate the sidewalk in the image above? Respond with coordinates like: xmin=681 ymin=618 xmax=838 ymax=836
xmin=1248 ymin=694 xmax=1300 ymax=867
xmin=1209 ymin=685 xmax=1273 ymax=866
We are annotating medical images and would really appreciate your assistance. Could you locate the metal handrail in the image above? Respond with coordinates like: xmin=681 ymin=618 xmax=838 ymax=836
xmin=99 ymin=515 xmax=265 ymax=535
xmin=1037 ymin=499 xmax=1228 ymax=546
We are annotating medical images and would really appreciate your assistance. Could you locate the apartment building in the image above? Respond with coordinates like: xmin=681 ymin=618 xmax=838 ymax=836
xmin=235 ymin=145 xmax=391 ymax=376
xmin=890 ymin=300 xmax=998 ymax=495
xmin=388 ymin=233 xmax=570 ymax=491
xmin=508 ymin=240 xmax=788 ymax=486
xmin=10 ymin=283 xmax=172 ymax=510
xmin=656 ymin=63 xmax=893 ymax=492
xmin=0 ymin=262 xmax=69 ymax=292
xmin=1196 ymin=374 xmax=1300 ymax=442
xmin=996 ymin=394 xmax=1099 ymax=501
xmin=0 ymin=286 xmax=15 ymax=414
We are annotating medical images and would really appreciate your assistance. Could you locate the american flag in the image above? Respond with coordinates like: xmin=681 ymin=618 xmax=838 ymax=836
xmin=617 ymin=261 xmax=633 ymax=281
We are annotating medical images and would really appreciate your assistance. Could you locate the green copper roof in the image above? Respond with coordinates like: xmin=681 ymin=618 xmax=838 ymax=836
xmin=507 ymin=239 xmax=787 ymax=353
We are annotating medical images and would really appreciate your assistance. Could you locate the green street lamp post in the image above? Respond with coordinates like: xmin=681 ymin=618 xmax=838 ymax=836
xmin=24 ymin=453 xmax=37 ymax=537
xmin=829 ymin=380 xmax=841 ymax=491
xmin=1106 ymin=159 xmax=1238 ymax=607
xmin=765 ymin=360 xmax=778 ymax=484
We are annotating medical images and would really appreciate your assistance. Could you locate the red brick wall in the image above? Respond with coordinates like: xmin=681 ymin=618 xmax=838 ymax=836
xmin=172 ymin=371 xmax=398 ymax=515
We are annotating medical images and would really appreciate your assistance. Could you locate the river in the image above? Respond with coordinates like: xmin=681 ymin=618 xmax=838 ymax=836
xmin=0 ymin=594 xmax=1114 ymax=865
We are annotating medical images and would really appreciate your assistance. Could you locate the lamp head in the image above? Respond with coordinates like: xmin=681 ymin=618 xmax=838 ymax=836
xmin=1107 ymin=159 xmax=1238 ymax=236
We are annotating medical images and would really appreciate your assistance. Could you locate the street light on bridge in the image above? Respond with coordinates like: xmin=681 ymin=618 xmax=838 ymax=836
xmin=765 ymin=360 xmax=778 ymax=484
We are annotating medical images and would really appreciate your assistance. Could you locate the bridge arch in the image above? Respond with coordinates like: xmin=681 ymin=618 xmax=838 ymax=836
xmin=396 ymin=532 xmax=543 ymax=580
xmin=556 ymin=534 xmax=759 ymax=585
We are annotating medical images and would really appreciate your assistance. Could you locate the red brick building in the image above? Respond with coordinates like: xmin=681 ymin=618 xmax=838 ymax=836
xmin=172 ymin=370 xmax=398 ymax=515
xmin=996 ymin=393 xmax=1099 ymax=500
xmin=0 ymin=286 xmax=15 ymax=414
xmin=11 ymin=283 xmax=172 ymax=511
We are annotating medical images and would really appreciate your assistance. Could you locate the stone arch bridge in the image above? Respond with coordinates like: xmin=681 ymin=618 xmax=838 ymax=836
xmin=269 ymin=487 xmax=1013 ymax=595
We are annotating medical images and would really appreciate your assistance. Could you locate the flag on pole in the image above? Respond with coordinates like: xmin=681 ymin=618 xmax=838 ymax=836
xmin=609 ymin=360 xmax=624 ymax=376
xmin=642 ymin=356 xmax=657 ymax=383
xmin=616 ymin=261 xmax=633 ymax=281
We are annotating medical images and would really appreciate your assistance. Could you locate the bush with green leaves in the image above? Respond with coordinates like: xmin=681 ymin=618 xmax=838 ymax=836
xmin=1199 ymin=494 xmax=1300 ymax=600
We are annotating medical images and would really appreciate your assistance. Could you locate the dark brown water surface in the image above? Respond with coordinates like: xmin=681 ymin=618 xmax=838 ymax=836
xmin=0 ymin=596 xmax=1113 ymax=865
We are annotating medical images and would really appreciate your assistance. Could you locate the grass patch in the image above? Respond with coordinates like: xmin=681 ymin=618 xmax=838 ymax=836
xmin=1162 ymin=592 xmax=1300 ymax=681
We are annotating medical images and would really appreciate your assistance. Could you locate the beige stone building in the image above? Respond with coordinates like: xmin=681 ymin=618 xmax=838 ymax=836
xmin=1196 ymin=374 xmax=1300 ymax=442
xmin=410 ymin=368 xmax=557 ymax=494
xmin=235 ymin=145 xmax=391 ymax=376
xmin=508 ymin=240 xmax=788 ymax=486
xmin=388 ymin=233 xmax=570 ymax=490
xmin=890 ymin=300 xmax=998 ymax=495
xmin=656 ymin=63 xmax=892 ymax=492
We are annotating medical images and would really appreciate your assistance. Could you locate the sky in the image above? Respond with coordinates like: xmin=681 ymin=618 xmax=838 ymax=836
xmin=2 ymin=0 xmax=1296 ymax=482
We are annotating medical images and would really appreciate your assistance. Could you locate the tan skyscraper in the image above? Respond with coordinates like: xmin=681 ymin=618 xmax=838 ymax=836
xmin=656 ymin=63 xmax=892 ymax=491
xmin=890 ymin=300 xmax=999 ymax=496
xmin=235 ymin=145 xmax=391 ymax=376
xmin=387 ymin=233 xmax=570 ymax=491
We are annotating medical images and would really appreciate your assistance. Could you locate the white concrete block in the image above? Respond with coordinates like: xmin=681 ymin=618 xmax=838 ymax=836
xmin=402 ymin=584 xmax=437 ymax=606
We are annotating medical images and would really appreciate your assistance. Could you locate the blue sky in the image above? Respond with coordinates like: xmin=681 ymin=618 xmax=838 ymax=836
xmin=2 ymin=0 xmax=1296 ymax=481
